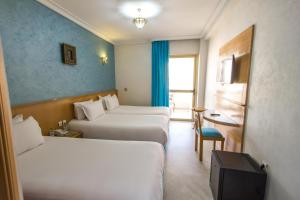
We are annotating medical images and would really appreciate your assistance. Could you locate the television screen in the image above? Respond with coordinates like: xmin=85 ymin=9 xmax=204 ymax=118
xmin=217 ymin=55 xmax=235 ymax=84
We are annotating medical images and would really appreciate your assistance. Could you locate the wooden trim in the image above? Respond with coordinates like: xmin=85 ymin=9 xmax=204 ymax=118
xmin=170 ymin=54 xmax=198 ymax=58
xmin=170 ymin=90 xmax=195 ymax=93
xmin=214 ymin=94 xmax=247 ymax=107
xmin=12 ymin=90 xmax=117 ymax=109
xmin=240 ymin=25 xmax=255 ymax=151
xmin=12 ymin=89 xmax=117 ymax=135
xmin=0 ymin=38 xmax=21 ymax=200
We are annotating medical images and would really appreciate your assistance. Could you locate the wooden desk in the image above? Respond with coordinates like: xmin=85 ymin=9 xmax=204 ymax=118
xmin=203 ymin=110 xmax=241 ymax=127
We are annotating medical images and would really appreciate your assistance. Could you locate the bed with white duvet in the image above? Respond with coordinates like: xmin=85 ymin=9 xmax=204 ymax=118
xmin=18 ymin=137 xmax=165 ymax=200
xmin=13 ymin=115 xmax=165 ymax=200
xmin=101 ymin=94 xmax=170 ymax=118
xmin=68 ymin=113 xmax=169 ymax=145
xmin=107 ymin=105 xmax=170 ymax=117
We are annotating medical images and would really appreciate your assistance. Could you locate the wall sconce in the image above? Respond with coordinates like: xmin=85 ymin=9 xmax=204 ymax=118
xmin=100 ymin=55 xmax=108 ymax=65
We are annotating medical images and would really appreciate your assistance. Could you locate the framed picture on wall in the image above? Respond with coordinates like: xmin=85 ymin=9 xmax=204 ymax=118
xmin=62 ymin=43 xmax=77 ymax=65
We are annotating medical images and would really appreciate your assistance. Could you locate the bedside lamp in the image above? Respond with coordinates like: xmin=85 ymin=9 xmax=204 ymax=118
xmin=100 ymin=55 xmax=108 ymax=65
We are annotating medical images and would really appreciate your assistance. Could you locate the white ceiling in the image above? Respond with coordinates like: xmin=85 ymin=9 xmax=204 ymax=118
xmin=38 ymin=0 xmax=227 ymax=44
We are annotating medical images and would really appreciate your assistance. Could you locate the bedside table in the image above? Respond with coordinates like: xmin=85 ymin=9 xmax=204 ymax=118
xmin=49 ymin=130 xmax=83 ymax=138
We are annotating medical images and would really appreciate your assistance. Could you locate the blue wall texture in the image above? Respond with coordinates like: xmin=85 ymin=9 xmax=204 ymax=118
xmin=0 ymin=0 xmax=115 ymax=106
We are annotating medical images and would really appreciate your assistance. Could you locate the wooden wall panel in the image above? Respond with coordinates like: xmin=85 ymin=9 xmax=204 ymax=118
xmin=220 ymin=26 xmax=254 ymax=58
xmin=215 ymin=25 xmax=254 ymax=152
xmin=12 ymin=90 xmax=117 ymax=135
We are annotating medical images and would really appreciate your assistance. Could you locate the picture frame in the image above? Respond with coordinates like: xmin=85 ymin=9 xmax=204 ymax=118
xmin=62 ymin=43 xmax=77 ymax=65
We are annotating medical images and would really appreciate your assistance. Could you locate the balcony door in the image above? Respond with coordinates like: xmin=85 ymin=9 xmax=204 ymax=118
xmin=169 ymin=55 xmax=197 ymax=120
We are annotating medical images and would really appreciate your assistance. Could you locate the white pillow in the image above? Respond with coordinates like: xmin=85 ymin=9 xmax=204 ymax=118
xmin=12 ymin=114 xmax=23 ymax=124
xmin=80 ymin=100 xmax=105 ymax=121
xmin=111 ymin=95 xmax=119 ymax=108
xmin=73 ymin=99 xmax=92 ymax=120
xmin=12 ymin=116 xmax=45 ymax=155
xmin=98 ymin=96 xmax=107 ymax=110
xmin=102 ymin=95 xmax=111 ymax=110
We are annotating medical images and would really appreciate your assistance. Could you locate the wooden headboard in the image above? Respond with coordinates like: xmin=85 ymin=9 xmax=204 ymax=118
xmin=11 ymin=90 xmax=117 ymax=135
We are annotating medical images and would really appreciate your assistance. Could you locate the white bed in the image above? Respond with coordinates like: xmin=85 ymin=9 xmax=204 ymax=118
xmin=18 ymin=136 xmax=165 ymax=200
xmin=68 ymin=113 xmax=169 ymax=145
xmin=107 ymin=105 xmax=170 ymax=118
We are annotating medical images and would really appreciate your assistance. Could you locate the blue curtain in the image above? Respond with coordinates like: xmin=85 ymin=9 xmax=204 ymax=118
xmin=152 ymin=41 xmax=169 ymax=107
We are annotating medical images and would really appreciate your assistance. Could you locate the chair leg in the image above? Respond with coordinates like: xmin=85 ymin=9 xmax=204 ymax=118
xmin=199 ymin=138 xmax=203 ymax=161
xmin=213 ymin=140 xmax=216 ymax=150
xmin=221 ymin=140 xmax=224 ymax=151
xmin=194 ymin=133 xmax=198 ymax=151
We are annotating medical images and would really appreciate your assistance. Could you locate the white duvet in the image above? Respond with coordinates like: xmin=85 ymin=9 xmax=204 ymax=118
xmin=68 ymin=114 xmax=169 ymax=145
xmin=18 ymin=137 xmax=165 ymax=200
xmin=108 ymin=105 xmax=170 ymax=118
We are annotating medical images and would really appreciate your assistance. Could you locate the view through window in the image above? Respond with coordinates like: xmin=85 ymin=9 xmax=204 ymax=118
xmin=169 ymin=56 xmax=196 ymax=120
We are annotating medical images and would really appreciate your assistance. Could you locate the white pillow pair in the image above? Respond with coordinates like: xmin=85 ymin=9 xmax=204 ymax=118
xmin=79 ymin=100 xmax=105 ymax=121
xmin=12 ymin=116 xmax=44 ymax=155
xmin=102 ymin=95 xmax=119 ymax=110
xmin=73 ymin=99 xmax=93 ymax=120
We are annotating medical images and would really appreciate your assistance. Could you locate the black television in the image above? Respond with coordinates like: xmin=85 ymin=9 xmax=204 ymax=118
xmin=216 ymin=55 xmax=235 ymax=84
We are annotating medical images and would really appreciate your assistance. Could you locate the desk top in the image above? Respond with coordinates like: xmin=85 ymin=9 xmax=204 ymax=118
xmin=203 ymin=110 xmax=241 ymax=127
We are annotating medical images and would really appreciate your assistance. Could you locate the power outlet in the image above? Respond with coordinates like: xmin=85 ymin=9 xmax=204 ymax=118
xmin=62 ymin=120 xmax=66 ymax=125
xmin=261 ymin=160 xmax=269 ymax=171
xmin=58 ymin=121 xmax=63 ymax=127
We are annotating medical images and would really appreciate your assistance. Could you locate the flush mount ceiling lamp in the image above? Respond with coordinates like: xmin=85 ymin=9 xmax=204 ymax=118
xmin=133 ymin=8 xmax=147 ymax=29
xmin=119 ymin=1 xmax=161 ymax=29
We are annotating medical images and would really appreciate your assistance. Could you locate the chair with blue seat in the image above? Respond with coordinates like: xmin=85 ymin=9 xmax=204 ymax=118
xmin=194 ymin=111 xmax=224 ymax=161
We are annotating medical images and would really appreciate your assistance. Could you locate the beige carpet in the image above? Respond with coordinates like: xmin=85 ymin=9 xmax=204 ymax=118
xmin=164 ymin=121 xmax=215 ymax=200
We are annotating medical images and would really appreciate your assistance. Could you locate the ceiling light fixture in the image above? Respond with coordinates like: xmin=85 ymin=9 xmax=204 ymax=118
xmin=119 ymin=1 xmax=161 ymax=30
xmin=133 ymin=8 xmax=147 ymax=29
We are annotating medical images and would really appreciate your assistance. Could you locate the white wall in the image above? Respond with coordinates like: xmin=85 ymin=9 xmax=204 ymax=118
xmin=115 ymin=39 xmax=202 ymax=106
xmin=197 ymin=39 xmax=208 ymax=107
xmin=169 ymin=39 xmax=200 ymax=56
xmin=115 ymin=43 xmax=152 ymax=106
xmin=205 ymin=0 xmax=300 ymax=199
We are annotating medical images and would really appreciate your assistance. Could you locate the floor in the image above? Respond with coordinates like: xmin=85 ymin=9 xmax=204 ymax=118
xmin=164 ymin=121 xmax=214 ymax=200
xmin=170 ymin=108 xmax=193 ymax=120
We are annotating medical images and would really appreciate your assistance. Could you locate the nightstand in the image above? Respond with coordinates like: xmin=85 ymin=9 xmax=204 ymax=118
xmin=49 ymin=130 xmax=83 ymax=138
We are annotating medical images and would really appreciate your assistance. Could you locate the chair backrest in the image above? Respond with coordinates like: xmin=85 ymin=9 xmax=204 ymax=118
xmin=193 ymin=110 xmax=204 ymax=136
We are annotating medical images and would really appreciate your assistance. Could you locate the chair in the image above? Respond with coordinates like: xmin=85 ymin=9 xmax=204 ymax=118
xmin=193 ymin=110 xmax=225 ymax=161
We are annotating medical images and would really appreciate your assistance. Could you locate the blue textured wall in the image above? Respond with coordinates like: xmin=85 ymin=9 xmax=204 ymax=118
xmin=0 ymin=0 xmax=115 ymax=106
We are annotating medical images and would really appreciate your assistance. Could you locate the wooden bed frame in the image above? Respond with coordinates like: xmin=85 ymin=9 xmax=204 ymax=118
xmin=11 ymin=90 xmax=117 ymax=135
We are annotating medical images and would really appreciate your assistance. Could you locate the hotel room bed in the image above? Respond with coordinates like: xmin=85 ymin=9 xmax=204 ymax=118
xmin=18 ymin=136 xmax=165 ymax=200
xmin=107 ymin=105 xmax=170 ymax=118
xmin=68 ymin=113 xmax=169 ymax=145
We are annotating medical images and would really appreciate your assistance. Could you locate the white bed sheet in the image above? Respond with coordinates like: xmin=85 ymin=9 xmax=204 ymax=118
xmin=18 ymin=137 xmax=165 ymax=200
xmin=108 ymin=105 xmax=170 ymax=118
xmin=68 ymin=114 xmax=169 ymax=145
